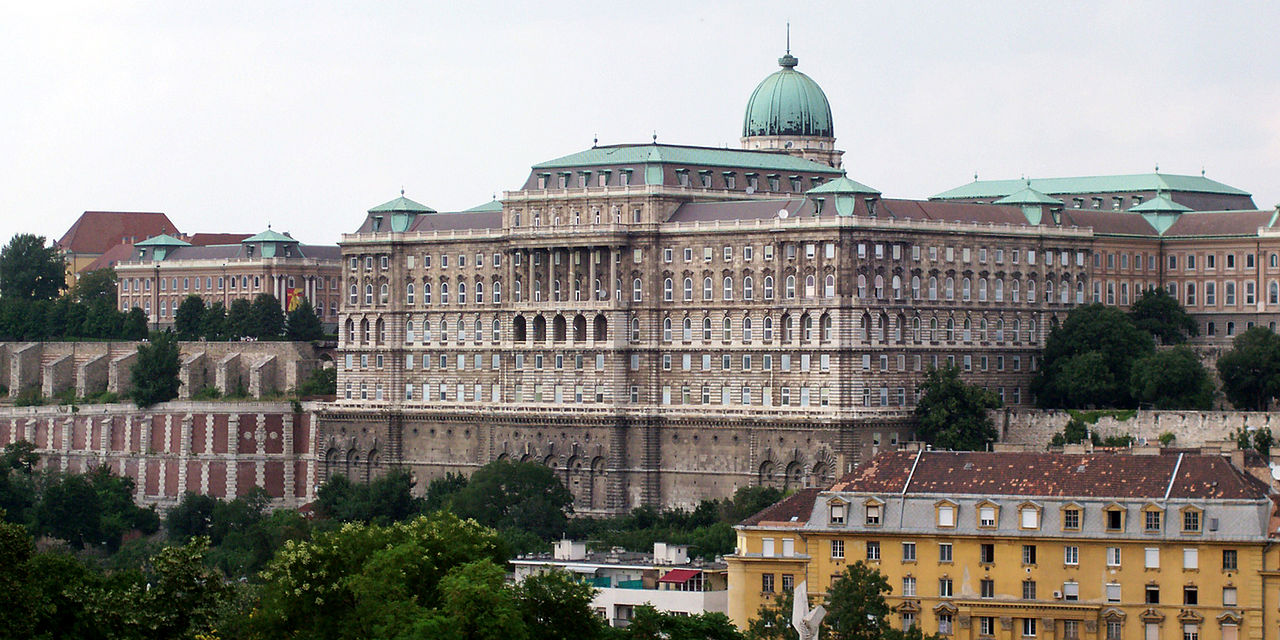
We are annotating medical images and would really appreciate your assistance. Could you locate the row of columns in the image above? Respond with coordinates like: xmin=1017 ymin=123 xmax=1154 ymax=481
xmin=509 ymin=246 xmax=622 ymax=304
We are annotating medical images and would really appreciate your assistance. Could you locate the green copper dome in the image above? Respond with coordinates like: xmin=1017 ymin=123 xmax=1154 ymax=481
xmin=742 ymin=53 xmax=834 ymax=139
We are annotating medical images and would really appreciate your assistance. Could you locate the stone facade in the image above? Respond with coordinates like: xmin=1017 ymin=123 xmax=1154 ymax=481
xmin=0 ymin=401 xmax=321 ymax=507
xmin=997 ymin=408 xmax=1280 ymax=450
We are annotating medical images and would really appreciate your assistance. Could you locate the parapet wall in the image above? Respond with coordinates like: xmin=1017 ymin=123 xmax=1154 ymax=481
xmin=0 ymin=401 xmax=323 ymax=507
xmin=0 ymin=341 xmax=327 ymax=399
xmin=997 ymin=408 xmax=1280 ymax=448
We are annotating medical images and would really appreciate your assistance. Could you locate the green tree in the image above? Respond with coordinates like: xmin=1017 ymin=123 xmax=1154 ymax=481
xmin=286 ymin=297 xmax=326 ymax=341
xmin=0 ymin=233 xmax=65 ymax=301
xmin=227 ymin=298 xmax=253 ymax=338
xmin=130 ymin=331 xmax=181 ymax=408
xmin=0 ymin=520 xmax=36 ymax=639
xmin=515 ymin=569 xmax=607 ymax=640
xmin=201 ymin=301 xmax=228 ymax=340
xmin=721 ymin=486 xmax=785 ymax=523
xmin=627 ymin=605 xmax=744 ymax=640
xmin=914 ymin=365 xmax=1000 ymax=450
xmin=165 ymin=491 xmax=218 ymax=540
xmin=746 ymin=590 xmax=803 ymax=640
xmin=72 ymin=268 xmax=118 ymax=304
xmin=434 ymin=560 xmax=529 ymax=640
xmin=3 ymin=440 xmax=38 ymax=473
xmin=450 ymin=459 xmax=574 ymax=541
xmin=173 ymin=295 xmax=206 ymax=340
xmin=122 ymin=307 xmax=149 ymax=340
xmin=1130 ymin=286 xmax=1199 ymax=345
xmin=824 ymin=561 xmax=892 ymax=640
xmin=316 ymin=468 xmax=425 ymax=525
xmin=1216 ymin=326 xmax=1280 ymax=410
xmin=1034 ymin=304 xmax=1155 ymax=408
xmin=1129 ymin=346 xmax=1214 ymax=409
xmin=250 ymin=293 xmax=285 ymax=338
xmin=297 ymin=365 xmax=337 ymax=397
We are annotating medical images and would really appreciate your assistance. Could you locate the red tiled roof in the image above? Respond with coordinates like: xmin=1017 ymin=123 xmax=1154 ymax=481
xmin=82 ymin=242 xmax=136 ymax=272
xmin=658 ymin=568 xmax=702 ymax=583
xmin=187 ymin=232 xmax=251 ymax=246
xmin=829 ymin=450 xmax=1270 ymax=501
xmin=740 ymin=488 xmax=822 ymax=526
xmin=880 ymin=199 xmax=1032 ymax=226
xmin=1059 ymin=210 xmax=1158 ymax=236
xmin=1163 ymin=210 xmax=1277 ymax=238
xmin=58 ymin=211 xmax=179 ymax=255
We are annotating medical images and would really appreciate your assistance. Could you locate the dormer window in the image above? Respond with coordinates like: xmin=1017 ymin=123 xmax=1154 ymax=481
xmin=371 ymin=216 xmax=383 ymax=232
xmin=1019 ymin=503 xmax=1041 ymax=530
xmin=598 ymin=171 xmax=611 ymax=187
xmin=814 ymin=198 xmax=825 ymax=216
xmin=557 ymin=173 xmax=569 ymax=188
xmin=1143 ymin=506 xmax=1163 ymax=532
xmin=578 ymin=171 xmax=590 ymax=187
xmin=723 ymin=172 xmax=736 ymax=189
xmin=977 ymin=502 xmax=998 ymax=529
xmin=865 ymin=500 xmax=883 ymax=526
xmin=1182 ymin=507 xmax=1202 ymax=533
xmin=1105 ymin=505 xmax=1126 ymax=532
xmin=936 ymin=501 xmax=957 ymax=528
xmin=699 ymin=171 xmax=712 ymax=188
xmin=676 ymin=169 xmax=689 ymax=187
xmin=1061 ymin=506 xmax=1081 ymax=530
xmin=829 ymin=501 xmax=846 ymax=525
xmin=747 ymin=174 xmax=759 ymax=191
xmin=537 ymin=173 xmax=549 ymax=189
xmin=619 ymin=169 xmax=632 ymax=186
xmin=790 ymin=176 xmax=802 ymax=191
xmin=767 ymin=175 xmax=781 ymax=192
xmin=245 ymin=245 xmax=255 ymax=258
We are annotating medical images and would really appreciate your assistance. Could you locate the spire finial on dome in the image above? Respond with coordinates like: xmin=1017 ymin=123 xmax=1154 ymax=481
xmin=778 ymin=23 xmax=798 ymax=68
xmin=786 ymin=22 xmax=790 ymax=55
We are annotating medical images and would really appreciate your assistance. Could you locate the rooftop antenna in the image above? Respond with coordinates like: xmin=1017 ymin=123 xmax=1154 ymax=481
xmin=786 ymin=22 xmax=791 ymax=55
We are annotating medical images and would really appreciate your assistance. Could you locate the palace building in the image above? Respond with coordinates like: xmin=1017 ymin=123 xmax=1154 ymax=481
xmin=326 ymin=48 xmax=1280 ymax=514
xmin=726 ymin=448 xmax=1277 ymax=640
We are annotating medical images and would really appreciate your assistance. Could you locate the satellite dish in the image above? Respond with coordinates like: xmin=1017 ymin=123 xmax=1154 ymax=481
xmin=745 ymin=186 xmax=755 ymax=195
xmin=778 ymin=209 xmax=790 ymax=219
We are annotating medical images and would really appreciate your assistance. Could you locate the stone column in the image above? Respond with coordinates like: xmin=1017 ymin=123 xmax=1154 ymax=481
xmin=608 ymin=248 xmax=618 ymax=303
xmin=588 ymin=247 xmax=597 ymax=304
xmin=525 ymin=249 xmax=533 ymax=302
xmin=227 ymin=414 xmax=239 ymax=499
xmin=547 ymin=248 xmax=555 ymax=302
xmin=283 ymin=413 xmax=296 ymax=505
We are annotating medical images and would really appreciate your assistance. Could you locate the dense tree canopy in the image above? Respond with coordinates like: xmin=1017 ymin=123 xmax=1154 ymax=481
xmin=286 ymin=298 xmax=325 ymax=341
xmin=130 ymin=332 xmax=181 ymax=408
xmin=316 ymin=468 xmax=425 ymax=525
xmin=914 ymin=365 xmax=1001 ymax=450
xmin=1034 ymin=304 xmax=1155 ymax=408
xmin=449 ymin=459 xmax=575 ymax=541
xmin=1129 ymin=346 xmax=1215 ymax=409
xmin=72 ymin=268 xmax=118 ymax=304
xmin=1217 ymin=327 xmax=1280 ymax=410
xmin=250 ymin=293 xmax=285 ymax=338
xmin=1130 ymin=287 xmax=1198 ymax=345
xmin=0 ymin=233 xmax=64 ymax=301
xmin=173 ymin=295 xmax=206 ymax=340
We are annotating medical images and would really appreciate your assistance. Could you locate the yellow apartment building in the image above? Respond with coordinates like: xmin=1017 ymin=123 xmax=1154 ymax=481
xmin=728 ymin=449 xmax=1277 ymax=640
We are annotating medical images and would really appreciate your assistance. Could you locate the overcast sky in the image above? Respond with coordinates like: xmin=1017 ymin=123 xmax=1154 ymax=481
xmin=3 ymin=1 xmax=1278 ymax=246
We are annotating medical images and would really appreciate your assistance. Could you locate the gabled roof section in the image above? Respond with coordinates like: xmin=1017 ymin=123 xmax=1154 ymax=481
xmin=463 ymin=199 xmax=503 ymax=213
xmin=932 ymin=173 xmax=1251 ymax=200
xmin=993 ymin=186 xmax=1063 ymax=206
xmin=740 ymin=488 xmax=822 ymax=526
xmin=133 ymin=233 xmax=190 ymax=247
xmin=829 ymin=450 xmax=1270 ymax=501
xmin=187 ymin=233 xmax=251 ymax=246
xmin=531 ymin=143 xmax=843 ymax=174
xmin=243 ymin=228 xmax=296 ymax=243
xmin=1059 ymin=210 xmax=1158 ymax=236
xmin=406 ymin=210 xmax=503 ymax=233
xmin=806 ymin=174 xmax=880 ymax=195
xmin=1162 ymin=210 xmax=1279 ymax=238
xmin=1129 ymin=194 xmax=1192 ymax=213
xmin=58 ymin=211 xmax=179 ymax=254
xmin=368 ymin=195 xmax=436 ymax=214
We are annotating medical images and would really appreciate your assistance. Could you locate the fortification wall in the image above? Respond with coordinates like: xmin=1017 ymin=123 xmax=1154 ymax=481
xmin=997 ymin=408 xmax=1280 ymax=448
xmin=0 ymin=401 xmax=323 ymax=507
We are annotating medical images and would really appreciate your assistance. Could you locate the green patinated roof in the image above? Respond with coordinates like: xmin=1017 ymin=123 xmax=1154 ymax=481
xmin=243 ymin=228 xmax=297 ymax=243
xmin=993 ymin=186 xmax=1063 ymax=206
xmin=134 ymin=234 xmax=190 ymax=247
xmin=1129 ymin=194 xmax=1193 ymax=213
xmin=742 ymin=53 xmax=834 ymax=139
xmin=806 ymin=174 xmax=880 ymax=195
xmin=932 ymin=173 xmax=1251 ymax=199
xmin=462 ymin=199 xmax=503 ymax=213
xmin=368 ymin=195 xmax=436 ymax=214
xmin=531 ymin=143 xmax=843 ymax=174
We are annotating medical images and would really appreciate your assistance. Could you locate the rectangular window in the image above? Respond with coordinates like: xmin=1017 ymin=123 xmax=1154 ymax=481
xmin=1064 ymin=546 xmax=1078 ymax=565
xmin=1146 ymin=585 xmax=1160 ymax=604
xmin=866 ymin=541 xmax=880 ymax=560
xmin=938 ymin=578 xmax=953 ymax=597
xmin=981 ymin=617 xmax=995 ymax=636
xmin=1223 ymin=586 xmax=1237 ymax=606
xmin=902 ymin=577 xmax=917 ymax=597
xmin=981 ymin=579 xmax=994 ymax=599
xmin=1107 ymin=583 xmax=1122 ymax=602
xmin=761 ymin=573 xmax=774 ymax=593
xmin=1022 ymin=545 xmax=1037 ymax=565
xmin=1107 ymin=547 xmax=1121 ymax=567
xmin=902 ymin=542 xmax=916 ymax=562
xmin=1064 ymin=620 xmax=1079 ymax=639
xmin=1022 ymin=580 xmax=1036 ymax=600
xmin=1183 ymin=548 xmax=1198 ymax=569
xmin=831 ymin=539 xmax=845 ymax=559
xmin=1108 ymin=622 xmax=1122 ymax=640
xmin=1223 ymin=549 xmax=1238 ymax=571
xmin=980 ymin=543 xmax=994 ymax=564
xmin=1145 ymin=547 xmax=1160 ymax=568
xmin=939 ymin=543 xmax=953 ymax=563
xmin=1184 ymin=586 xmax=1198 ymax=605
xmin=1022 ymin=618 xmax=1037 ymax=638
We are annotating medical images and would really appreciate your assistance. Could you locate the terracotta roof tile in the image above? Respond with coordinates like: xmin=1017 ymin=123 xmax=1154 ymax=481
xmin=82 ymin=242 xmax=136 ymax=272
xmin=740 ymin=488 xmax=822 ymax=526
xmin=830 ymin=450 xmax=1270 ymax=501
xmin=187 ymin=232 xmax=251 ymax=246
xmin=58 ymin=211 xmax=179 ymax=255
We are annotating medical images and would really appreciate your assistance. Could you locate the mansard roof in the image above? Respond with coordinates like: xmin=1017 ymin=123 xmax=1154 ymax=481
xmin=829 ymin=450 xmax=1271 ymax=501
xmin=531 ymin=143 xmax=843 ymax=174
xmin=1162 ymin=210 xmax=1280 ymax=238
xmin=933 ymin=173 xmax=1251 ymax=200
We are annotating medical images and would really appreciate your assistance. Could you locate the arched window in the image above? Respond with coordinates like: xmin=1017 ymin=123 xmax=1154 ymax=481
xmin=994 ymin=278 xmax=1004 ymax=302
xmin=874 ymin=275 xmax=885 ymax=299
xmin=475 ymin=281 xmax=484 ymax=303
xmin=1027 ymin=279 xmax=1036 ymax=303
xmin=945 ymin=277 xmax=955 ymax=301
xmin=682 ymin=317 xmax=693 ymax=341
xmin=763 ymin=315 xmax=774 ymax=340
xmin=364 ymin=284 xmax=374 ymax=305
xmin=406 ymin=283 xmax=415 ymax=305
xmin=492 ymin=318 xmax=501 ymax=342
xmin=423 ymin=319 xmax=432 ymax=342
xmin=1270 ymin=281 xmax=1279 ymax=305
xmin=912 ymin=276 xmax=921 ymax=300
xmin=360 ymin=318 xmax=370 ymax=343
xmin=344 ymin=318 xmax=354 ymax=343
xmin=995 ymin=318 xmax=1004 ymax=342
xmin=663 ymin=317 xmax=672 ymax=342
xmin=805 ymin=275 xmax=815 ymax=297
xmin=441 ymin=282 xmax=449 ymax=304
xmin=784 ymin=315 xmax=795 ymax=342
xmin=743 ymin=316 xmax=754 ymax=341
xmin=821 ymin=313 xmax=832 ymax=341
xmin=744 ymin=276 xmax=754 ymax=300
xmin=703 ymin=277 xmax=713 ymax=301
xmin=962 ymin=277 xmax=971 ymax=301
xmin=826 ymin=274 xmax=837 ymax=298
xmin=379 ymin=283 xmax=389 ymax=304
xmin=945 ymin=317 xmax=955 ymax=342
xmin=474 ymin=317 xmax=483 ymax=341
xmin=1044 ymin=280 xmax=1053 ymax=304
xmin=664 ymin=278 xmax=673 ymax=302
xmin=764 ymin=276 xmax=775 ymax=299
xmin=722 ymin=316 xmax=732 ymax=341
xmin=493 ymin=280 xmax=501 ymax=303
xmin=702 ymin=316 xmax=712 ymax=341
xmin=513 ymin=280 xmax=521 ymax=302
xmin=977 ymin=278 xmax=987 ymax=302
xmin=928 ymin=277 xmax=938 ymax=301
xmin=683 ymin=277 xmax=693 ymax=301
xmin=1011 ymin=279 xmax=1020 ymax=303
xmin=857 ymin=274 xmax=867 ymax=298
xmin=785 ymin=275 xmax=796 ymax=299
xmin=963 ymin=317 xmax=972 ymax=342
xmin=405 ymin=320 xmax=415 ymax=344
xmin=349 ymin=284 xmax=358 ymax=305
xmin=723 ymin=276 xmax=734 ymax=300
xmin=891 ymin=275 xmax=901 ymax=299
xmin=1060 ymin=279 xmax=1069 ymax=304
xmin=551 ymin=280 xmax=559 ymax=302
xmin=1076 ymin=280 xmax=1085 ymax=304
xmin=632 ymin=278 xmax=642 ymax=302
xmin=1272 ymin=253 xmax=1278 ymax=268
xmin=803 ymin=314 xmax=813 ymax=341
xmin=631 ymin=316 xmax=640 ymax=342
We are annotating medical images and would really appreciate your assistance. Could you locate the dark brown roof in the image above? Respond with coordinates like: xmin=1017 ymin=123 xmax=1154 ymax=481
xmin=82 ymin=242 xmax=136 ymax=272
xmin=1163 ymin=210 xmax=1277 ymax=238
xmin=58 ymin=211 xmax=179 ymax=254
xmin=406 ymin=211 xmax=502 ymax=232
xmin=1059 ymin=210 xmax=1158 ymax=236
xmin=740 ymin=488 xmax=822 ymax=526
xmin=668 ymin=198 xmax=817 ymax=223
xmin=187 ymin=232 xmax=251 ymax=246
xmin=880 ymin=199 xmax=1032 ymax=226
xmin=829 ymin=450 xmax=1270 ymax=501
